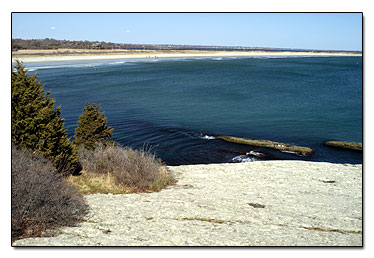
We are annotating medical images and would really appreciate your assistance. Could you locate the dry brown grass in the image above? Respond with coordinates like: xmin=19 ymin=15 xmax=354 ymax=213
xmin=66 ymin=172 xmax=132 ymax=194
xmin=76 ymin=144 xmax=176 ymax=193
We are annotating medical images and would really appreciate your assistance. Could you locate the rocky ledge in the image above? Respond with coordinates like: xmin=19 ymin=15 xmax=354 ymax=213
xmin=324 ymin=141 xmax=362 ymax=152
xmin=14 ymin=161 xmax=362 ymax=246
xmin=216 ymin=135 xmax=314 ymax=156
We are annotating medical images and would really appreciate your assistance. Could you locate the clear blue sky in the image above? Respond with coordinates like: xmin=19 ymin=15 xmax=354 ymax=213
xmin=12 ymin=13 xmax=362 ymax=51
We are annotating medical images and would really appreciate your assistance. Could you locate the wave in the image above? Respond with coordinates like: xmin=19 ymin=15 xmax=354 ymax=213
xmin=250 ymin=55 xmax=329 ymax=59
xmin=108 ymin=61 xmax=127 ymax=65
xmin=25 ymin=56 xmax=311 ymax=72
xmin=146 ymin=59 xmax=160 ymax=62
xmin=232 ymin=155 xmax=257 ymax=163
xmin=247 ymin=150 xmax=266 ymax=157
xmin=26 ymin=60 xmax=132 ymax=72
xmin=27 ymin=63 xmax=100 ymax=72
xmin=280 ymin=150 xmax=308 ymax=156
xmin=199 ymin=134 xmax=216 ymax=140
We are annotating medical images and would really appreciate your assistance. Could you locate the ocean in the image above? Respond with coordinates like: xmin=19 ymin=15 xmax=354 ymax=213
xmin=25 ymin=56 xmax=363 ymax=165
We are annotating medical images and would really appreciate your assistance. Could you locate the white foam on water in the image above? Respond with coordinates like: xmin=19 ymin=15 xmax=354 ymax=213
xmin=247 ymin=150 xmax=266 ymax=157
xmin=26 ymin=59 xmax=133 ymax=72
xmin=232 ymin=155 xmax=257 ymax=163
xmin=280 ymin=150 xmax=297 ymax=154
xmin=249 ymin=55 xmax=319 ymax=59
xmin=27 ymin=62 xmax=103 ymax=71
xmin=200 ymin=135 xmax=216 ymax=140
xmin=108 ymin=61 xmax=127 ymax=65
xmin=280 ymin=150 xmax=308 ymax=156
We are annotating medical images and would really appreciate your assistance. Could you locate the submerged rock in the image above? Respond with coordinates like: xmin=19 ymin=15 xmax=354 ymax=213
xmin=247 ymin=150 xmax=266 ymax=157
xmin=217 ymin=135 xmax=314 ymax=156
xmin=323 ymin=141 xmax=362 ymax=152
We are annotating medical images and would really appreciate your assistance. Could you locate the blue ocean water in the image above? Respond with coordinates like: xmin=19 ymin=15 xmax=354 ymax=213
xmin=26 ymin=56 xmax=363 ymax=164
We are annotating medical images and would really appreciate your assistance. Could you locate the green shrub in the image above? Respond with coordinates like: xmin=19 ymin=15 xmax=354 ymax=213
xmin=74 ymin=102 xmax=113 ymax=150
xmin=11 ymin=144 xmax=89 ymax=242
xmin=12 ymin=60 xmax=79 ymax=174
xmin=77 ymin=144 xmax=176 ymax=192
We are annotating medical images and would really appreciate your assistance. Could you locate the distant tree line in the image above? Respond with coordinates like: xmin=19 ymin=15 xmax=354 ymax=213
xmin=13 ymin=38 xmax=361 ymax=53
xmin=12 ymin=38 xmax=134 ymax=51
xmin=12 ymin=38 xmax=188 ymax=51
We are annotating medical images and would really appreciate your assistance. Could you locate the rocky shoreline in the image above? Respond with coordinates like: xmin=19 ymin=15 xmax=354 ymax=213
xmin=13 ymin=161 xmax=362 ymax=246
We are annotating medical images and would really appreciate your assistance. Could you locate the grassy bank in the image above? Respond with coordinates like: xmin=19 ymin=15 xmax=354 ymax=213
xmin=70 ymin=145 xmax=176 ymax=194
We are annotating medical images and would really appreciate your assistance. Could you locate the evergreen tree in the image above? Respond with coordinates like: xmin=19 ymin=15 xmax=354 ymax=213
xmin=74 ymin=102 xmax=113 ymax=150
xmin=12 ymin=60 xmax=79 ymax=174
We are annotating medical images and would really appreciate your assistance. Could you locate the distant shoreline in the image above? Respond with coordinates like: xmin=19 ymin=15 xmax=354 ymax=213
xmin=12 ymin=49 xmax=362 ymax=63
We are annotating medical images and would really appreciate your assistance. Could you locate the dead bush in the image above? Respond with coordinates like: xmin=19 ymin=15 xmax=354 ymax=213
xmin=12 ymin=144 xmax=89 ymax=242
xmin=78 ymin=144 xmax=175 ymax=192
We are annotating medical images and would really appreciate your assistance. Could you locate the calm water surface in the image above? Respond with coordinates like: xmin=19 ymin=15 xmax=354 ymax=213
xmin=26 ymin=56 xmax=363 ymax=165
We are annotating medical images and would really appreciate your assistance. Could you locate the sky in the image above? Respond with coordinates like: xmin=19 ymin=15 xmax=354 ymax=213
xmin=12 ymin=13 xmax=362 ymax=51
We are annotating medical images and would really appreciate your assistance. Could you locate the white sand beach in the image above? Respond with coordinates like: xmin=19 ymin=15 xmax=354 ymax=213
xmin=12 ymin=49 xmax=362 ymax=64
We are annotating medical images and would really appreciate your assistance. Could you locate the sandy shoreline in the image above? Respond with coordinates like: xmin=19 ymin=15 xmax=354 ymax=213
xmin=14 ymin=160 xmax=362 ymax=246
xmin=12 ymin=49 xmax=362 ymax=63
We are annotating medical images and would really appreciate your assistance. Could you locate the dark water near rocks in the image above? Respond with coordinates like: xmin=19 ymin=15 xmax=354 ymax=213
xmin=26 ymin=56 xmax=363 ymax=165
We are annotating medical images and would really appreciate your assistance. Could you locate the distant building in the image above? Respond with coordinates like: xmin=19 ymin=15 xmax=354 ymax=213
xmin=91 ymin=43 xmax=102 ymax=49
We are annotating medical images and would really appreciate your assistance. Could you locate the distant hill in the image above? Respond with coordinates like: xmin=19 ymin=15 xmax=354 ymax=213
xmin=11 ymin=38 xmax=362 ymax=54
